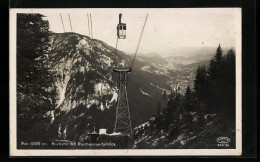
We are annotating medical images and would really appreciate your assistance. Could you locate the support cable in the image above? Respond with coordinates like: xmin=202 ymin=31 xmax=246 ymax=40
xmin=110 ymin=37 xmax=119 ymax=87
xmin=87 ymin=14 xmax=91 ymax=37
xmin=60 ymin=14 xmax=65 ymax=32
xmin=127 ymin=14 xmax=148 ymax=87
xmin=90 ymin=13 xmax=93 ymax=38
xmin=68 ymin=13 xmax=73 ymax=32
xmin=114 ymin=37 xmax=119 ymax=64
xmin=131 ymin=14 xmax=148 ymax=69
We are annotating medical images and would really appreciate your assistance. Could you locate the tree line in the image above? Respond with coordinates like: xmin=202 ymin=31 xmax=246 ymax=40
xmin=17 ymin=14 xmax=55 ymax=143
xmin=159 ymin=44 xmax=236 ymax=119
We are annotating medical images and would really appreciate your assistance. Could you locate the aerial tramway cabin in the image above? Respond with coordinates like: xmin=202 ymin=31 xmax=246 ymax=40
xmin=117 ymin=13 xmax=126 ymax=39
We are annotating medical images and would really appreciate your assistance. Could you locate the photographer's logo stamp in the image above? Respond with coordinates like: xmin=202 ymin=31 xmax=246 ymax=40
xmin=217 ymin=137 xmax=230 ymax=147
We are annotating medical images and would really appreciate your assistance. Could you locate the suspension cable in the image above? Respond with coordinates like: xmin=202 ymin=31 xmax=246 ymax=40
xmin=127 ymin=14 xmax=148 ymax=88
xmin=131 ymin=14 xmax=148 ymax=69
xmin=68 ymin=13 xmax=73 ymax=32
xmin=114 ymin=37 xmax=119 ymax=62
xmin=87 ymin=14 xmax=91 ymax=37
xmin=60 ymin=13 xmax=65 ymax=32
xmin=90 ymin=13 xmax=93 ymax=38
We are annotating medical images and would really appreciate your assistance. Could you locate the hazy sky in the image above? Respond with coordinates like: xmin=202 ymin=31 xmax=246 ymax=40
xmin=38 ymin=8 xmax=240 ymax=55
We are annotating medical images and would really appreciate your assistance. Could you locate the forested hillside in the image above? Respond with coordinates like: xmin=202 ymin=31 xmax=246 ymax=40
xmin=133 ymin=45 xmax=236 ymax=149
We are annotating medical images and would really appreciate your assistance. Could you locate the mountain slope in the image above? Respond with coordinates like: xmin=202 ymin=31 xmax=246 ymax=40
xmin=43 ymin=32 xmax=172 ymax=140
xmin=133 ymin=112 xmax=235 ymax=149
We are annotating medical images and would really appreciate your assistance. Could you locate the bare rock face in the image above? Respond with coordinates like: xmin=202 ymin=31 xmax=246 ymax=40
xmin=47 ymin=33 xmax=120 ymax=112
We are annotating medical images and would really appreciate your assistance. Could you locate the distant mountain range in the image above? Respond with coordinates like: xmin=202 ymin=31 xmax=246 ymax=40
xmin=134 ymin=46 xmax=233 ymax=58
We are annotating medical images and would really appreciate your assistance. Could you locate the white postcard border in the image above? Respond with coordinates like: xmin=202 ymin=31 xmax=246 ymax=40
xmin=9 ymin=8 xmax=242 ymax=156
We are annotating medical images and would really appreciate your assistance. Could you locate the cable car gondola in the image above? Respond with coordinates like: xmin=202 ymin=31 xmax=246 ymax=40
xmin=117 ymin=13 xmax=126 ymax=39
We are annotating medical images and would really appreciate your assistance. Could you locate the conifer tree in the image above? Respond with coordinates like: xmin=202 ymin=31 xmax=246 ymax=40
xmin=194 ymin=65 xmax=209 ymax=112
xmin=185 ymin=85 xmax=191 ymax=96
xmin=157 ymin=96 xmax=161 ymax=113
xmin=183 ymin=86 xmax=196 ymax=112
xmin=222 ymin=49 xmax=236 ymax=118
xmin=208 ymin=44 xmax=223 ymax=81
xmin=17 ymin=14 xmax=51 ymax=88
xmin=214 ymin=44 xmax=223 ymax=64
xmin=17 ymin=14 xmax=55 ymax=142
xmin=193 ymin=45 xmax=235 ymax=116
xmin=208 ymin=44 xmax=226 ymax=113
xmin=160 ymin=90 xmax=168 ymax=111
